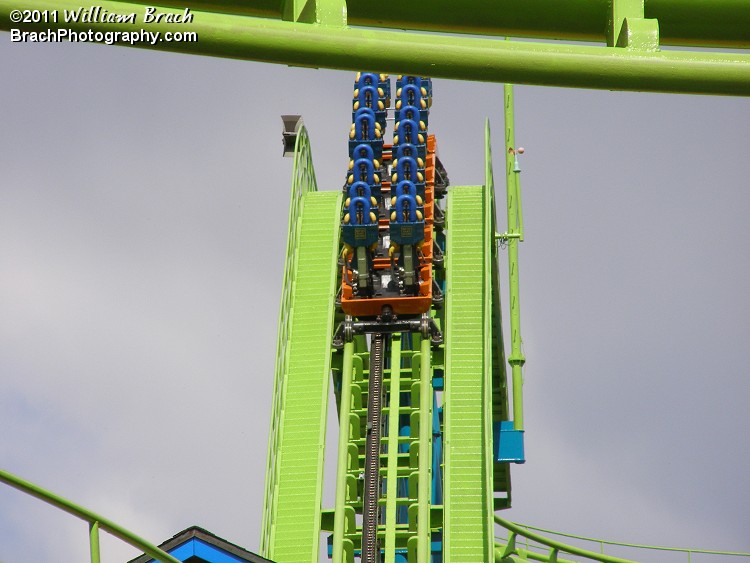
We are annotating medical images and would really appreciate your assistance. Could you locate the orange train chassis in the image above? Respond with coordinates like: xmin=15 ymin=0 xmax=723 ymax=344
xmin=340 ymin=136 xmax=438 ymax=318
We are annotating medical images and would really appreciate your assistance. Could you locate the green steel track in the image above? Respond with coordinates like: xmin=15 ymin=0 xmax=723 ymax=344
xmin=256 ymin=95 xmax=750 ymax=563
xmin=2 ymin=466 xmax=747 ymax=562
xmin=262 ymin=116 xmax=518 ymax=561
xmin=2 ymin=0 xmax=749 ymax=95
xmin=258 ymin=98 xmax=750 ymax=563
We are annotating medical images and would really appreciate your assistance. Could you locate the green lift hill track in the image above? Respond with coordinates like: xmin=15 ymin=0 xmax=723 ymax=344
xmin=261 ymin=90 xmax=522 ymax=561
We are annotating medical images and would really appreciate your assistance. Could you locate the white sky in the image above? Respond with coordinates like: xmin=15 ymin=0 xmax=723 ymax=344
xmin=1 ymin=36 xmax=749 ymax=562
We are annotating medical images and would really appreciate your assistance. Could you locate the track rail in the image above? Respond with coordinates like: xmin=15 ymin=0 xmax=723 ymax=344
xmin=362 ymin=334 xmax=386 ymax=563
xmin=4 ymin=1 xmax=749 ymax=95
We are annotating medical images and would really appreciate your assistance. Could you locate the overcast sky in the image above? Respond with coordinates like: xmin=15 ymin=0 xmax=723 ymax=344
xmin=1 ymin=36 xmax=749 ymax=563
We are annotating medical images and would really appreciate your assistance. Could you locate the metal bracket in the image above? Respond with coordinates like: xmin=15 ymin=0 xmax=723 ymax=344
xmin=281 ymin=0 xmax=347 ymax=26
xmin=608 ymin=0 xmax=660 ymax=50
xmin=332 ymin=311 xmax=442 ymax=348
xmin=281 ymin=115 xmax=304 ymax=157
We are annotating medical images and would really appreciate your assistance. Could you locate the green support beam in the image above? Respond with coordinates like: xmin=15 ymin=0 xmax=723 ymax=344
xmin=500 ymin=92 xmax=526 ymax=432
xmin=417 ymin=336 xmax=433 ymax=562
xmin=383 ymin=336 xmax=402 ymax=563
xmin=345 ymin=0 xmax=749 ymax=48
xmin=8 ymin=0 xmax=746 ymax=47
xmin=2 ymin=0 xmax=750 ymax=95
xmin=486 ymin=123 xmax=513 ymax=505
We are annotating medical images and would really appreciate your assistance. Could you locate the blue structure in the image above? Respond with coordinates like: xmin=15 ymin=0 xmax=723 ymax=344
xmin=494 ymin=421 xmax=526 ymax=464
xmin=130 ymin=526 xmax=274 ymax=563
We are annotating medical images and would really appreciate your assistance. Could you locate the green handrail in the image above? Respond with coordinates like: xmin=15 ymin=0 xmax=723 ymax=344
xmin=495 ymin=516 xmax=750 ymax=562
xmin=0 ymin=469 xmax=181 ymax=563
xmin=495 ymin=516 xmax=638 ymax=563
xmin=518 ymin=521 xmax=750 ymax=559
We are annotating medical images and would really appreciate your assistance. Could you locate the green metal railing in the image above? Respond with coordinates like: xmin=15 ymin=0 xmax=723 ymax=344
xmin=0 ymin=468 xmax=180 ymax=563
xmin=494 ymin=516 xmax=750 ymax=563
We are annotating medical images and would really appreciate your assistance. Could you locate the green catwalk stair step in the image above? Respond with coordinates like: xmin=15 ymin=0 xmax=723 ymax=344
xmin=444 ymin=186 xmax=494 ymax=562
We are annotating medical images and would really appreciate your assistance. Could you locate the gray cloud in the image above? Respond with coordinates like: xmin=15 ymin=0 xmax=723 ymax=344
xmin=1 ymin=39 xmax=749 ymax=562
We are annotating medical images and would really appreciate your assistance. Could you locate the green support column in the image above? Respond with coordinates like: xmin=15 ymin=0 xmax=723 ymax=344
xmin=417 ymin=336 xmax=433 ymax=562
xmin=503 ymin=91 xmax=526 ymax=432
xmin=486 ymin=119 xmax=513 ymax=506
xmin=384 ymin=335 xmax=402 ymax=563
xmin=315 ymin=0 xmax=347 ymax=26
xmin=332 ymin=341 xmax=355 ymax=563
xmin=89 ymin=521 xmax=101 ymax=563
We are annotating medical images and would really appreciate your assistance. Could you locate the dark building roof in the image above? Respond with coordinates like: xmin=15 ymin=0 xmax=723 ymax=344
xmin=128 ymin=525 xmax=275 ymax=563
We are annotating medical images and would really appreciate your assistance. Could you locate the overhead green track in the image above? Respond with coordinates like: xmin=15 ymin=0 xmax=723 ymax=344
xmin=44 ymin=0 xmax=746 ymax=47
xmin=2 ymin=0 xmax=749 ymax=95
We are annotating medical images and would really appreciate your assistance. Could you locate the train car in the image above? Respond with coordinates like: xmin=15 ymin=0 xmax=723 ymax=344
xmin=340 ymin=74 xmax=440 ymax=319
